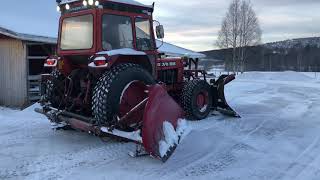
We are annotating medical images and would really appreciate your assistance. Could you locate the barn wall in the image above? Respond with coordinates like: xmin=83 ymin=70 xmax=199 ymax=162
xmin=0 ymin=38 xmax=27 ymax=107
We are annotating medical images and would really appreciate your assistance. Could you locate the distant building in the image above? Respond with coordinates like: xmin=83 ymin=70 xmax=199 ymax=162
xmin=0 ymin=26 xmax=204 ymax=108
xmin=0 ymin=26 xmax=56 ymax=107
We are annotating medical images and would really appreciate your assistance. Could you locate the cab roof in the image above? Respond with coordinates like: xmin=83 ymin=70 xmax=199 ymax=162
xmin=59 ymin=0 xmax=153 ymax=9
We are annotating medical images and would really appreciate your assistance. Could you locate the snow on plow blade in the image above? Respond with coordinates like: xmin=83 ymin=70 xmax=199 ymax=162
xmin=213 ymin=74 xmax=240 ymax=118
xmin=142 ymin=85 xmax=185 ymax=162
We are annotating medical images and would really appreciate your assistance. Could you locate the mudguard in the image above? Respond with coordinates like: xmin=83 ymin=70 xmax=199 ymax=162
xmin=142 ymin=85 xmax=184 ymax=162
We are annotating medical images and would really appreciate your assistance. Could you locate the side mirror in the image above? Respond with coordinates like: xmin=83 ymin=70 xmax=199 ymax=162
xmin=156 ymin=25 xmax=164 ymax=39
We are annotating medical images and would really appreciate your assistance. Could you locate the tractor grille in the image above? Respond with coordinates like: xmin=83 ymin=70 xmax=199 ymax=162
xmin=158 ymin=70 xmax=178 ymax=85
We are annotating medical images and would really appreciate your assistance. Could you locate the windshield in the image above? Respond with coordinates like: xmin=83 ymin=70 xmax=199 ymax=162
xmin=60 ymin=14 xmax=93 ymax=50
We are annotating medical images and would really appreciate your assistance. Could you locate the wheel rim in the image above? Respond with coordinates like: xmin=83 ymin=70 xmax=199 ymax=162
xmin=118 ymin=81 xmax=148 ymax=125
xmin=196 ymin=91 xmax=209 ymax=113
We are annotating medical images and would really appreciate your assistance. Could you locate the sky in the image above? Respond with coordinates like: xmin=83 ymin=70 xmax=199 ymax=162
xmin=0 ymin=0 xmax=319 ymax=51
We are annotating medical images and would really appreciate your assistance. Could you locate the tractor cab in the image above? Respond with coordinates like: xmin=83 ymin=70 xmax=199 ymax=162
xmin=55 ymin=0 xmax=161 ymax=75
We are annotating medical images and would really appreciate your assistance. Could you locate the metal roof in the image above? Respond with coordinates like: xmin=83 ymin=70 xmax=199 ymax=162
xmin=156 ymin=40 xmax=206 ymax=59
xmin=0 ymin=26 xmax=57 ymax=44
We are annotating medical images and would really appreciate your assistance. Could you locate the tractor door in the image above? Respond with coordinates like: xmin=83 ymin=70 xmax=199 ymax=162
xmin=134 ymin=17 xmax=158 ymax=76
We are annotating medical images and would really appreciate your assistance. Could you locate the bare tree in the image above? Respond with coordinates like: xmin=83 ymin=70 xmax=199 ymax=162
xmin=216 ymin=0 xmax=261 ymax=73
xmin=238 ymin=0 xmax=261 ymax=73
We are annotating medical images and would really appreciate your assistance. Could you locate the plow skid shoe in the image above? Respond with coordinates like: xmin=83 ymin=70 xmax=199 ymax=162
xmin=142 ymin=85 xmax=184 ymax=162
xmin=214 ymin=74 xmax=241 ymax=118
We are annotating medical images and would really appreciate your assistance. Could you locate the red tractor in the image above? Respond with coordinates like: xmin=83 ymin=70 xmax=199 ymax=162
xmin=36 ymin=0 xmax=239 ymax=162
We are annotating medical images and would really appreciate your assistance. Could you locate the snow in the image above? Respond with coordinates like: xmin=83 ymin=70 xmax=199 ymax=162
xmin=96 ymin=48 xmax=147 ymax=56
xmin=159 ymin=122 xmax=179 ymax=158
xmin=2 ymin=71 xmax=320 ymax=179
xmin=101 ymin=128 xmax=142 ymax=143
xmin=95 ymin=44 xmax=206 ymax=59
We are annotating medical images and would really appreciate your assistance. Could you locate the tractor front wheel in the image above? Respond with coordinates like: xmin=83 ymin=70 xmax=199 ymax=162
xmin=181 ymin=80 xmax=213 ymax=120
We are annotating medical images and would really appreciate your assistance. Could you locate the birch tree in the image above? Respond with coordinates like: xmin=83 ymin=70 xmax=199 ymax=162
xmin=216 ymin=0 xmax=261 ymax=73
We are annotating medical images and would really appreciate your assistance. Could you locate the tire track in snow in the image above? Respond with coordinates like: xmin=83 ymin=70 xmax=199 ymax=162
xmin=277 ymin=135 xmax=320 ymax=180
xmin=0 ymin=138 xmax=135 ymax=180
xmin=155 ymin=113 xmax=270 ymax=179
xmin=27 ymin=142 xmax=134 ymax=180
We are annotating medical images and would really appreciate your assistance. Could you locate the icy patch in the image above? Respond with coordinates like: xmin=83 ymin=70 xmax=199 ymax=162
xmin=159 ymin=119 xmax=190 ymax=158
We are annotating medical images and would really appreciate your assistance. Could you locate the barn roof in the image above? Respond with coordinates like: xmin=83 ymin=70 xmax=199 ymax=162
xmin=0 ymin=26 xmax=56 ymax=44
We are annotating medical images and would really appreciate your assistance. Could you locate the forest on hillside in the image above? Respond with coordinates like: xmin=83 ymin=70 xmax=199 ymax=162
xmin=202 ymin=40 xmax=320 ymax=72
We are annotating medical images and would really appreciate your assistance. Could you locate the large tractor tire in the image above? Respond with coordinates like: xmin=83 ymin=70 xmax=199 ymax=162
xmin=45 ymin=69 xmax=65 ymax=108
xmin=181 ymin=80 xmax=213 ymax=120
xmin=92 ymin=63 xmax=156 ymax=126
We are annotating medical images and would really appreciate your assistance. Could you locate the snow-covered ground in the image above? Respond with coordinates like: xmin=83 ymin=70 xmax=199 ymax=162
xmin=1 ymin=71 xmax=320 ymax=180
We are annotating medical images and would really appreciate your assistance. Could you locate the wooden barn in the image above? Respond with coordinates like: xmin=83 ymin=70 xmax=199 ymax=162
xmin=0 ymin=26 xmax=56 ymax=108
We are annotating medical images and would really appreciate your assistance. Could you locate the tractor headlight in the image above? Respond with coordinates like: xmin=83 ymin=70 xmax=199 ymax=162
xmin=65 ymin=4 xmax=70 ymax=10
xmin=88 ymin=0 xmax=94 ymax=5
xmin=95 ymin=1 xmax=99 ymax=6
xmin=83 ymin=0 xmax=88 ymax=6
xmin=56 ymin=5 xmax=60 ymax=12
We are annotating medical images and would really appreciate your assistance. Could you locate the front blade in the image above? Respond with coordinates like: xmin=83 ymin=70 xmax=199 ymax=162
xmin=142 ymin=85 xmax=184 ymax=162
xmin=215 ymin=74 xmax=241 ymax=118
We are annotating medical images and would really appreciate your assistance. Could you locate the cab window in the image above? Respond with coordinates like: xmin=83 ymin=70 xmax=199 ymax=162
xmin=102 ymin=14 xmax=133 ymax=50
xmin=135 ymin=18 xmax=154 ymax=51
xmin=61 ymin=14 xmax=93 ymax=50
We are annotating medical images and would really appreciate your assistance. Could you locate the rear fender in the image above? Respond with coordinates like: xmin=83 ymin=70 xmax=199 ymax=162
xmin=110 ymin=55 xmax=153 ymax=74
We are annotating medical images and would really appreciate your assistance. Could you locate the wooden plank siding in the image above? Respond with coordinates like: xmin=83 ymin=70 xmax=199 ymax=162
xmin=0 ymin=38 xmax=27 ymax=107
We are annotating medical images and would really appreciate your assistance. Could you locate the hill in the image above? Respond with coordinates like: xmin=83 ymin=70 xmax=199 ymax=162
xmin=200 ymin=37 xmax=320 ymax=72
xmin=264 ymin=37 xmax=320 ymax=49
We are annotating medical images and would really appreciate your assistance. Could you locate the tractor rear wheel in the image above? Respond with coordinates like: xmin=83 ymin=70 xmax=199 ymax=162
xmin=45 ymin=69 xmax=65 ymax=108
xmin=92 ymin=63 xmax=156 ymax=126
xmin=181 ymin=80 xmax=212 ymax=120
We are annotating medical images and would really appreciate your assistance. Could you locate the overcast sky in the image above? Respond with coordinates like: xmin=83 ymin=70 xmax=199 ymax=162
xmin=0 ymin=0 xmax=319 ymax=51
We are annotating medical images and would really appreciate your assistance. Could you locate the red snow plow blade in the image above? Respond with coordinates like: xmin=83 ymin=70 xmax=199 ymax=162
xmin=142 ymin=85 xmax=184 ymax=162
